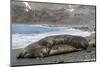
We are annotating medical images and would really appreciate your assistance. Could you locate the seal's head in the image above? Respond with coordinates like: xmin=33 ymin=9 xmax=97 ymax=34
xmin=17 ymin=47 xmax=50 ymax=59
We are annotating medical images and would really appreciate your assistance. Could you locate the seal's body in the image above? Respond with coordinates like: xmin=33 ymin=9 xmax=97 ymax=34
xmin=17 ymin=35 xmax=89 ymax=59
xmin=38 ymin=35 xmax=89 ymax=49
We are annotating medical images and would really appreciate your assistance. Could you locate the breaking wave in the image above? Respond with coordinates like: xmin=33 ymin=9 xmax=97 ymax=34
xmin=12 ymin=24 xmax=94 ymax=49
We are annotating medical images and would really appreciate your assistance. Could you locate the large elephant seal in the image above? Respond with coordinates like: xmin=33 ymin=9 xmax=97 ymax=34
xmin=38 ymin=35 xmax=89 ymax=49
xmin=17 ymin=35 xmax=89 ymax=59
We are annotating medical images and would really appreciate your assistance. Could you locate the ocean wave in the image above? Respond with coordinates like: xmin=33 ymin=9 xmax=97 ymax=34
xmin=12 ymin=24 xmax=94 ymax=49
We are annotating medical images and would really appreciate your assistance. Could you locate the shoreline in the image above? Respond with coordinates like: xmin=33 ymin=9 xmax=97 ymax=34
xmin=12 ymin=23 xmax=95 ymax=32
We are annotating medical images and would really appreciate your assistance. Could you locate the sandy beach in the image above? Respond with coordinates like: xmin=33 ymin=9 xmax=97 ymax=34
xmin=11 ymin=46 xmax=96 ymax=66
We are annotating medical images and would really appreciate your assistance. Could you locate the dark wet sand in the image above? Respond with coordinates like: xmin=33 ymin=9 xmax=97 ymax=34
xmin=11 ymin=47 xmax=96 ymax=66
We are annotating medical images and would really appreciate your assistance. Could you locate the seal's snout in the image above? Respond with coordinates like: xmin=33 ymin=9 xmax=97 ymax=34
xmin=17 ymin=52 xmax=24 ymax=59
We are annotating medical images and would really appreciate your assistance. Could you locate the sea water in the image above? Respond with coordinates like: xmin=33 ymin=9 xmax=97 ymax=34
xmin=12 ymin=24 xmax=94 ymax=49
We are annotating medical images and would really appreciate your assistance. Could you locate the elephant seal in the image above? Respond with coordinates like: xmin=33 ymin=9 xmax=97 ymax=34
xmin=85 ymin=33 xmax=96 ymax=47
xmin=17 ymin=42 xmax=50 ymax=59
xmin=17 ymin=35 xmax=89 ymax=59
xmin=38 ymin=35 xmax=89 ymax=49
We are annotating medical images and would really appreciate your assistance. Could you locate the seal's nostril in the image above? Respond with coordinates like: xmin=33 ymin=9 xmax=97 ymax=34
xmin=17 ymin=53 xmax=23 ymax=59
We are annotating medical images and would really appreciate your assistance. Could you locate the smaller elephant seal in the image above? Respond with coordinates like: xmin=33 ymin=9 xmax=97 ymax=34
xmin=17 ymin=42 xmax=50 ymax=59
xmin=17 ymin=35 xmax=89 ymax=59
